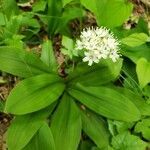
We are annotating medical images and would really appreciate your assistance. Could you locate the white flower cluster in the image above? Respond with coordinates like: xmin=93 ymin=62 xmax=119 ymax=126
xmin=75 ymin=26 xmax=121 ymax=66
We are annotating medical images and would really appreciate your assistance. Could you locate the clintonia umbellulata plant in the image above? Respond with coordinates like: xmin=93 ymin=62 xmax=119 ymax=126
xmin=0 ymin=35 xmax=144 ymax=149
xmin=1 ymin=0 xmax=150 ymax=150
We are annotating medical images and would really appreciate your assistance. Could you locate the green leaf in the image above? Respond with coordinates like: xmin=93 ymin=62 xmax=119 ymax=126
xmin=111 ymin=132 xmax=147 ymax=150
xmin=0 ymin=46 xmax=51 ymax=78
xmin=2 ymin=12 xmax=40 ymax=38
xmin=23 ymin=123 xmax=55 ymax=150
xmin=143 ymin=85 xmax=150 ymax=103
xmin=101 ymin=145 xmax=114 ymax=150
xmin=4 ymin=13 xmax=40 ymax=39
xmin=5 ymin=74 xmax=65 ymax=114
xmin=135 ymin=118 xmax=150 ymax=140
xmin=62 ymin=36 xmax=74 ymax=51
xmin=47 ymin=0 xmax=62 ymax=16
xmin=61 ymin=36 xmax=78 ymax=58
xmin=0 ymin=12 xmax=6 ymax=25
xmin=0 ymin=0 xmax=19 ymax=18
xmin=92 ymin=147 xmax=101 ymax=150
xmin=136 ymin=58 xmax=150 ymax=88
xmin=2 ymin=15 xmax=24 ymax=38
xmin=68 ymin=59 xmax=122 ymax=86
xmin=4 ymin=35 xmax=24 ymax=49
xmin=80 ymin=0 xmax=105 ymax=26
xmin=80 ymin=0 xmax=133 ymax=28
xmin=38 ymin=5 xmax=84 ymax=36
xmin=32 ymin=0 xmax=46 ymax=12
xmin=121 ymin=33 xmax=149 ymax=47
xmin=81 ymin=111 xmax=110 ymax=149
xmin=47 ymin=0 xmax=63 ymax=36
xmin=63 ymin=0 xmax=73 ymax=6
xmin=68 ymin=84 xmax=141 ymax=122
xmin=58 ymin=6 xmax=84 ymax=34
xmin=51 ymin=94 xmax=82 ymax=150
xmin=114 ymin=87 xmax=150 ymax=116
xmin=41 ymin=40 xmax=58 ymax=73
xmin=20 ymin=14 xmax=40 ymax=29
xmin=122 ymin=44 xmax=150 ymax=63
xmin=78 ymin=140 xmax=94 ymax=150
xmin=108 ymin=119 xmax=134 ymax=135
xmin=7 ymin=106 xmax=54 ymax=150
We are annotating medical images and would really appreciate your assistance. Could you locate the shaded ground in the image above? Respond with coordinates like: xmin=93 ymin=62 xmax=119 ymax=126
xmin=0 ymin=114 xmax=10 ymax=150
xmin=0 ymin=75 xmax=15 ymax=150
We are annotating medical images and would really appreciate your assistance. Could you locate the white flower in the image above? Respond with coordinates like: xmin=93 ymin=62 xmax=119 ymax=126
xmin=76 ymin=40 xmax=83 ymax=50
xmin=75 ymin=26 xmax=121 ymax=66
xmin=83 ymin=51 xmax=99 ymax=66
xmin=109 ymin=50 xmax=120 ymax=62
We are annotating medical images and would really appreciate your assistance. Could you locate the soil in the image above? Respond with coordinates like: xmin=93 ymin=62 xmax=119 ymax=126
xmin=0 ymin=114 xmax=10 ymax=150
xmin=0 ymin=75 xmax=16 ymax=150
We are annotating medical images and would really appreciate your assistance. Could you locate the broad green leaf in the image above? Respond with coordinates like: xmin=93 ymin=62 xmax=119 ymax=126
xmin=135 ymin=118 xmax=150 ymax=140
xmin=0 ymin=12 xmax=6 ymax=25
xmin=111 ymin=132 xmax=147 ymax=150
xmin=101 ymin=0 xmax=133 ymax=28
xmin=108 ymin=120 xmax=133 ymax=135
xmin=68 ymin=84 xmax=141 ymax=122
xmin=80 ymin=0 xmax=106 ymax=26
xmin=23 ymin=123 xmax=55 ymax=150
xmin=0 ymin=13 xmax=40 ymax=42
xmin=121 ymin=33 xmax=149 ymax=47
xmin=68 ymin=59 xmax=122 ymax=86
xmin=115 ymin=87 xmax=150 ymax=116
xmin=81 ymin=111 xmax=109 ymax=149
xmin=80 ymin=0 xmax=133 ymax=28
xmin=3 ymin=15 xmax=23 ymax=38
xmin=92 ymin=147 xmax=101 ymax=150
xmin=0 ymin=0 xmax=19 ymax=18
xmin=1 ymin=15 xmax=23 ymax=38
xmin=2 ymin=14 xmax=40 ymax=40
xmin=32 ymin=0 xmax=46 ymax=12
xmin=100 ymin=146 xmax=114 ymax=150
xmin=47 ymin=0 xmax=63 ymax=36
xmin=122 ymin=60 xmax=140 ymax=94
xmin=62 ymin=36 xmax=74 ymax=51
xmin=47 ymin=0 xmax=62 ymax=16
xmin=38 ymin=5 xmax=84 ymax=36
xmin=63 ymin=0 xmax=73 ymax=6
xmin=134 ymin=18 xmax=149 ymax=35
xmin=41 ymin=40 xmax=58 ymax=73
xmin=4 ymin=34 xmax=24 ymax=49
xmin=78 ymin=140 xmax=94 ymax=150
xmin=58 ymin=6 xmax=84 ymax=34
xmin=7 ymin=106 xmax=54 ymax=150
xmin=112 ymin=18 xmax=149 ymax=39
xmin=61 ymin=36 xmax=78 ymax=58
xmin=51 ymin=94 xmax=82 ymax=150
xmin=5 ymin=74 xmax=65 ymax=114
xmin=0 ymin=46 xmax=51 ymax=78
xmin=122 ymin=44 xmax=150 ymax=63
xmin=136 ymin=58 xmax=150 ymax=88
xmin=143 ymin=85 xmax=150 ymax=103
xmin=19 ymin=14 xmax=40 ymax=29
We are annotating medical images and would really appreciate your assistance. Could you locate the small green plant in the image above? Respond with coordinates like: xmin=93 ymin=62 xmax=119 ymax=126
xmin=0 ymin=0 xmax=150 ymax=150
